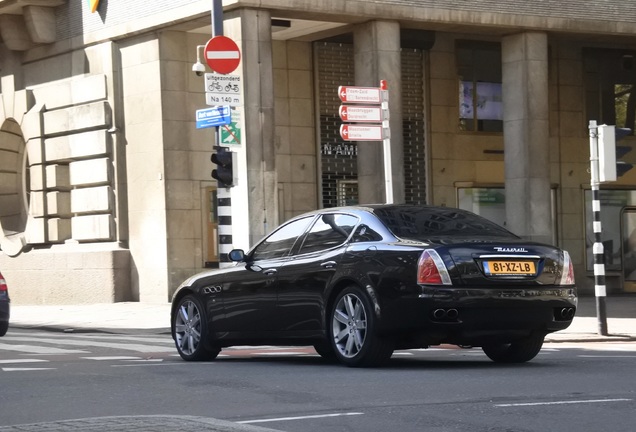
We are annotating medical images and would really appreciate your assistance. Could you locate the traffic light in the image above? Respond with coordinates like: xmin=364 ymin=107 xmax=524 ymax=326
xmin=211 ymin=146 xmax=237 ymax=188
xmin=598 ymin=125 xmax=633 ymax=182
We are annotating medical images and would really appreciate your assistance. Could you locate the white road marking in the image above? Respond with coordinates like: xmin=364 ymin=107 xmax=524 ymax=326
xmin=0 ymin=359 xmax=49 ymax=364
xmin=2 ymin=367 xmax=56 ymax=372
xmin=2 ymin=336 xmax=173 ymax=353
xmin=578 ymin=355 xmax=636 ymax=358
xmin=129 ymin=359 xmax=164 ymax=362
xmin=255 ymin=352 xmax=307 ymax=356
xmin=10 ymin=332 xmax=172 ymax=344
xmin=237 ymin=412 xmax=364 ymax=424
xmin=81 ymin=356 xmax=141 ymax=361
xmin=495 ymin=398 xmax=631 ymax=407
xmin=0 ymin=343 xmax=88 ymax=354
xmin=111 ymin=362 xmax=196 ymax=368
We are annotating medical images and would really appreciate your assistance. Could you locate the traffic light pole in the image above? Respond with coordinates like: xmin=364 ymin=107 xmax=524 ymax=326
xmin=211 ymin=0 xmax=234 ymax=267
xmin=588 ymin=120 xmax=609 ymax=336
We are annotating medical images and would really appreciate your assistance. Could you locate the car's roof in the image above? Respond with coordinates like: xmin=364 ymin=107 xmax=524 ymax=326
xmin=290 ymin=204 xmax=517 ymax=241
xmin=298 ymin=203 xmax=448 ymax=213
xmin=294 ymin=204 xmax=475 ymax=218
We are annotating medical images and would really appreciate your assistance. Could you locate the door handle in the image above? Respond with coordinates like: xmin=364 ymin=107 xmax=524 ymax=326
xmin=263 ymin=269 xmax=277 ymax=276
xmin=321 ymin=261 xmax=337 ymax=269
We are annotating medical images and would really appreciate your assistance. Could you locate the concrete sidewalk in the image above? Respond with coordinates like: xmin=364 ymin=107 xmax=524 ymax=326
xmin=10 ymin=301 xmax=172 ymax=334
xmin=7 ymin=295 xmax=636 ymax=342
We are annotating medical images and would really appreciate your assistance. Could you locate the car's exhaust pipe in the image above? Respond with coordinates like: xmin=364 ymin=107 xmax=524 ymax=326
xmin=433 ymin=309 xmax=447 ymax=319
xmin=432 ymin=308 xmax=460 ymax=322
xmin=555 ymin=307 xmax=575 ymax=321
xmin=560 ymin=307 xmax=575 ymax=320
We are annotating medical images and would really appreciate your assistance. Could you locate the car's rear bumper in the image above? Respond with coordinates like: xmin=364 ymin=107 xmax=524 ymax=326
xmin=380 ymin=286 xmax=577 ymax=346
xmin=0 ymin=301 xmax=9 ymax=322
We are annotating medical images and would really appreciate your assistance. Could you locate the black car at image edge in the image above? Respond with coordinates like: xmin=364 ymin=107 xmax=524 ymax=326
xmin=170 ymin=204 xmax=577 ymax=367
xmin=0 ymin=271 xmax=9 ymax=337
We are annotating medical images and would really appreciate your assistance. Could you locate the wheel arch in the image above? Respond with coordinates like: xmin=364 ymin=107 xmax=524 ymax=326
xmin=170 ymin=287 xmax=195 ymax=332
xmin=325 ymin=278 xmax=381 ymax=330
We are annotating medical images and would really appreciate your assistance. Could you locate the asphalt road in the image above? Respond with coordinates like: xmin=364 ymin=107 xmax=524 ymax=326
xmin=1 ymin=329 xmax=635 ymax=431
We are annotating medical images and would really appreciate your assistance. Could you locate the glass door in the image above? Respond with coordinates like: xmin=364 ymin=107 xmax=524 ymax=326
xmin=621 ymin=207 xmax=636 ymax=292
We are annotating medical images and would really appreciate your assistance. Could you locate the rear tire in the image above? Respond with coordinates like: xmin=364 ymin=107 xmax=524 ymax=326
xmin=482 ymin=334 xmax=545 ymax=363
xmin=172 ymin=294 xmax=220 ymax=361
xmin=0 ymin=321 xmax=8 ymax=337
xmin=329 ymin=286 xmax=393 ymax=367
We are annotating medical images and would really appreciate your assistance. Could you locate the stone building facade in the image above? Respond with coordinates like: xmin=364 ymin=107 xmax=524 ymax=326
xmin=2 ymin=0 xmax=636 ymax=304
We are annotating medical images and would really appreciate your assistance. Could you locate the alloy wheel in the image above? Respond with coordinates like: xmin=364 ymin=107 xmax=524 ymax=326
xmin=332 ymin=293 xmax=368 ymax=358
xmin=174 ymin=299 xmax=202 ymax=356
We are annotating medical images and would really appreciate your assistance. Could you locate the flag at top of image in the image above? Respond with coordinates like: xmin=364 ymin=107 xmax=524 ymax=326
xmin=88 ymin=0 xmax=99 ymax=13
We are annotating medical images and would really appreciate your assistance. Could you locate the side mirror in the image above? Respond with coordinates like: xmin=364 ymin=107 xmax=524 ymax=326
xmin=228 ymin=249 xmax=245 ymax=262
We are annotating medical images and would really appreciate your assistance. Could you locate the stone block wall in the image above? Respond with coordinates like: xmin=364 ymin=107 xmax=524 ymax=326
xmin=273 ymin=40 xmax=318 ymax=223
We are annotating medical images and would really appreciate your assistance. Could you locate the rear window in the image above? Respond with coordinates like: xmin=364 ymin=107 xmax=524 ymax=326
xmin=372 ymin=206 xmax=517 ymax=240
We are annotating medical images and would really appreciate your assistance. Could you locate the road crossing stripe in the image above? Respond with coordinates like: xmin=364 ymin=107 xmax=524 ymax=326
xmin=495 ymin=398 xmax=631 ymax=407
xmin=0 ymin=359 xmax=49 ymax=364
xmin=20 ymin=332 xmax=173 ymax=344
xmin=1 ymin=336 xmax=174 ymax=353
xmin=82 ymin=356 xmax=141 ymax=361
xmin=578 ymin=355 xmax=636 ymax=358
xmin=238 ymin=412 xmax=364 ymax=424
xmin=0 ymin=342 xmax=88 ymax=354
xmin=2 ymin=368 xmax=56 ymax=372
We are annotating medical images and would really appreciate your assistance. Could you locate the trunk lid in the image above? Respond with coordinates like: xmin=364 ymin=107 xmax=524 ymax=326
xmin=426 ymin=237 xmax=564 ymax=286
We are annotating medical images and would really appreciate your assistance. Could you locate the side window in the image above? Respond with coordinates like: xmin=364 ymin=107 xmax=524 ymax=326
xmin=351 ymin=224 xmax=383 ymax=242
xmin=251 ymin=217 xmax=313 ymax=261
xmin=299 ymin=214 xmax=358 ymax=255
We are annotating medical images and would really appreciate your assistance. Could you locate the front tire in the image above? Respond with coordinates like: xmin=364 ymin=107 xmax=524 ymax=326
xmin=172 ymin=294 xmax=220 ymax=361
xmin=482 ymin=334 xmax=545 ymax=363
xmin=329 ymin=286 xmax=393 ymax=367
xmin=0 ymin=321 xmax=8 ymax=337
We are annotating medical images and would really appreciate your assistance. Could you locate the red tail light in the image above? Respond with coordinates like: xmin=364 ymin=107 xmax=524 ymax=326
xmin=0 ymin=272 xmax=7 ymax=292
xmin=559 ymin=251 xmax=575 ymax=285
xmin=417 ymin=249 xmax=452 ymax=285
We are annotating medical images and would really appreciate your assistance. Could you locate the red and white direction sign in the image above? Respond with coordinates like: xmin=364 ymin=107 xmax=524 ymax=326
xmin=338 ymin=86 xmax=383 ymax=104
xmin=204 ymin=36 xmax=241 ymax=75
xmin=340 ymin=124 xmax=387 ymax=141
xmin=339 ymin=105 xmax=387 ymax=123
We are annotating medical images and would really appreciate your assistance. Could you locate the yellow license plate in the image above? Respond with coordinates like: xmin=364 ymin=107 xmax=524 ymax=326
xmin=483 ymin=260 xmax=536 ymax=275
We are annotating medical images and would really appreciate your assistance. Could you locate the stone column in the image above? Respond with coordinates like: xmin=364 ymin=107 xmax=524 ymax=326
xmin=225 ymin=9 xmax=277 ymax=247
xmin=502 ymin=32 xmax=552 ymax=244
xmin=353 ymin=21 xmax=404 ymax=204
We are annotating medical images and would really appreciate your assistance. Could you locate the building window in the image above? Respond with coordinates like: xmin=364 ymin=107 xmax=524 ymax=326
xmin=584 ymin=49 xmax=636 ymax=134
xmin=336 ymin=180 xmax=358 ymax=206
xmin=456 ymin=41 xmax=503 ymax=133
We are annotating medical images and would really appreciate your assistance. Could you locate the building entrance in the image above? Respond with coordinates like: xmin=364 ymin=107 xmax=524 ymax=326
xmin=621 ymin=207 xmax=636 ymax=292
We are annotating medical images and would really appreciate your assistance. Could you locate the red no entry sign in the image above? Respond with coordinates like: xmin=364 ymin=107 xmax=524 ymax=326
xmin=204 ymin=36 xmax=241 ymax=75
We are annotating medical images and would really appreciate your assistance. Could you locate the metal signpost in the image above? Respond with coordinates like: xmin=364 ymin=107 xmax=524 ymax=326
xmin=192 ymin=0 xmax=242 ymax=267
xmin=588 ymin=120 xmax=608 ymax=335
xmin=338 ymin=80 xmax=392 ymax=203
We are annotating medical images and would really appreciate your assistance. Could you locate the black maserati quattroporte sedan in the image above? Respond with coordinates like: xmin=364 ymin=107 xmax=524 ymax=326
xmin=171 ymin=204 xmax=577 ymax=367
